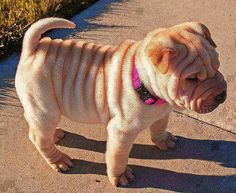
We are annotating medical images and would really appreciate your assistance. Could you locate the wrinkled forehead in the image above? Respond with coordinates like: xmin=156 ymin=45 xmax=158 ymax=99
xmin=170 ymin=22 xmax=205 ymax=35
xmin=146 ymin=22 xmax=206 ymax=40
xmin=144 ymin=22 xmax=219 ymax=80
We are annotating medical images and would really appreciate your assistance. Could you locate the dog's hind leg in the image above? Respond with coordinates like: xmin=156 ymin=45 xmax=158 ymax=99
xmin=16 ymin=38 xmax=73 ymax=172
xmin=150 ymin=114 xmax=177 ymax=151
xmin=26 ymin=99 xmax=73 ymax=172
xmin=24 ymin=82 xmax=73 ymax=172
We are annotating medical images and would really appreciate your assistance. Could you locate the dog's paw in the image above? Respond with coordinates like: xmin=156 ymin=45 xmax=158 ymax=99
xmin=48 ymin=152 xmax=73 ymax=172
xmin=108 ymin=167 xmax=135 ymax=186
xmin=54 ymin=128 xmax=65 ymax=143
xmin=152 ymin=132 xmax=177 ymax=151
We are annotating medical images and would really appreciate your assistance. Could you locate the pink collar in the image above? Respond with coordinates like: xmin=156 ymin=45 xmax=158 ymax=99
xmin=132 ymin=55 xmax=167 ymax=105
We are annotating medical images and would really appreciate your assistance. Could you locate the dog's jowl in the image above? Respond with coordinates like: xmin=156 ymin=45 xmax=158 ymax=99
xmin=15 ymin=17 xmax=227 ymax=186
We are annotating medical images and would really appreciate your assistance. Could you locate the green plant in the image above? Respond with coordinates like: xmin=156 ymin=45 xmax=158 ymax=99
xmin=0 ymin=0 xmax=97 ymax=60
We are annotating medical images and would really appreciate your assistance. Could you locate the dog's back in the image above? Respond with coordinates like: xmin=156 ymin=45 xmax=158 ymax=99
xmin=15 ymin=18 xmax=120 ymax=125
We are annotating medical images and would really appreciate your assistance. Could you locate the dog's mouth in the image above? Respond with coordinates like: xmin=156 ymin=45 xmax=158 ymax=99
xmin=198 ymin=102 xmax=219 ymax=114
xmin=196 ymin=90 xmax=227 ymax=114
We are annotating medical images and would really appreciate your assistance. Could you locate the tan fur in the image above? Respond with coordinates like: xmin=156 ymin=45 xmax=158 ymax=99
xmin=15 ymin=18 xmax=226 ymax=186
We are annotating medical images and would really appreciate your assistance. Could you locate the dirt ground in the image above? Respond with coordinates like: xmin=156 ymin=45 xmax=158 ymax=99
xmin=0 ymin=0 xmax=236 ymax=192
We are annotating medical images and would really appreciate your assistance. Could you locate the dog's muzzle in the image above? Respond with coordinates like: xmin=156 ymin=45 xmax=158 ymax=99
xmin=198 ymin=84 xmax=227 ymax=114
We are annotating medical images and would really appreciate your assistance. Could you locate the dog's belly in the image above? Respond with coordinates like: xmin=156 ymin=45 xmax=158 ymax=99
xmin=52 ymin=41 xmax=115 ymax=124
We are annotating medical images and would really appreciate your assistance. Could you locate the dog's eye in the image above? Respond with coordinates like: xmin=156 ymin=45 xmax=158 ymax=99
xmin=187 ymin=75 xmax=198 ymax=82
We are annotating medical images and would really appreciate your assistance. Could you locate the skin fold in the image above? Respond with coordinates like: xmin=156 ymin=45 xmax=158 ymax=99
xmin=15 ymin=18 xmax=227 ymax=186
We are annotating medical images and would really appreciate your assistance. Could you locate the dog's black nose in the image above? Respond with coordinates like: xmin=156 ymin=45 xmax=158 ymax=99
xmin=215 ymin=91 xmax=226 ymax=104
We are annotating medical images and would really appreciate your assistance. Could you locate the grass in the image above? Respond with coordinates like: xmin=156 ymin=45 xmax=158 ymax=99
xmin=0 ymin=0 xmax=97 ymax=60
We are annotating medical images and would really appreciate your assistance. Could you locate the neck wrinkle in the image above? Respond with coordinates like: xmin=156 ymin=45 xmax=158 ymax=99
xmin=135 ymin=46 xmax=166 ymax=100
xmin=136 ymin=52 xmax=155 ymax=94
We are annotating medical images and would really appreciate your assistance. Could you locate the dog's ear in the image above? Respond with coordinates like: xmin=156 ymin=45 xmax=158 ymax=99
xmin=200 ymin=24 xmax=217 ymax=48
xmin=146 ymin=44 xmax=177 ymax=74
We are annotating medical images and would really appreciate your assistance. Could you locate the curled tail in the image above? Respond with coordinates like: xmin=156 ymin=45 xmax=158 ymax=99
xmin=22 ymin=17 xmax=76 ymax=58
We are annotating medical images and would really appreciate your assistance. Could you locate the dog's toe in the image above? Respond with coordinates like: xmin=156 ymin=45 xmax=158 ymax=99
xmin=50 ymin=153 xmax=73 ymax=172
xmin=54 ymin=128 xmax=65 ymax=143
xmin=153 ymin=132 xmax=177 ymax=151
xmin=109 ymin=167 xmax=135 ymax=186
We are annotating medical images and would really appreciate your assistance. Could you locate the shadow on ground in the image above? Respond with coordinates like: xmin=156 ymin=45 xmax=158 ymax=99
xmin=0 ymin=53 xmax=19 ymax=109
xmin=65 ymin=159 xmax=235 ymax=192
xmin=50 ymin=0 xmax=133 ymax=41
xmin=60 ymin=130 xmax=236 ymax=168
xmin=58 ymin=130 xmax=236 ymax=192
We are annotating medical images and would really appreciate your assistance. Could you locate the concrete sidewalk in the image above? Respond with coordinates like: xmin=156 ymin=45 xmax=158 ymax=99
xmin=0 ymin=0 xmax=236 ymax=192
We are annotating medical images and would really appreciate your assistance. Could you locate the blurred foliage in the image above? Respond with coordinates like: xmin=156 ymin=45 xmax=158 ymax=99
xmin=0 ymin=0 xmax=97 ymax=60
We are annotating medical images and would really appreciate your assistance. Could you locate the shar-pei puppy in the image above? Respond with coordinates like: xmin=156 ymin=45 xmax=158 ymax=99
xmin=15 ymin=17 xmax=227 ymax=186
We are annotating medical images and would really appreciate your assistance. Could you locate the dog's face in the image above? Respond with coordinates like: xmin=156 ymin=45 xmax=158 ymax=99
xmin=142 ymin=22 xmax=227 ymax=113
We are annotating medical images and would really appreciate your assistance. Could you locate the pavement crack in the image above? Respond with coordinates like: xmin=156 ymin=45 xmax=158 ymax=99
xmin=173 ymin=110 xmax=236 ymax=135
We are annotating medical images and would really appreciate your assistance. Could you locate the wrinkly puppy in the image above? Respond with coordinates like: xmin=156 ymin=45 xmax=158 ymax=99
xmin=15 ymin=18 xmax=227 ymax=186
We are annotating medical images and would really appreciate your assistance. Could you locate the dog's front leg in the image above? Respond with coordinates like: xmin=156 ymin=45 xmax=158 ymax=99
xmin=150 ymin=114 xmax=177 ymax=151
xmin=105 ymin=120 xmax=139 ymax=186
